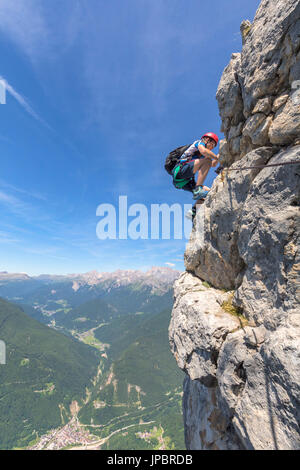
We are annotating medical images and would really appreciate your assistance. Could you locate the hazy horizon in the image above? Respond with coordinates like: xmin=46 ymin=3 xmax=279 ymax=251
xmin=0 ymin=264 xmax=182 ymax=277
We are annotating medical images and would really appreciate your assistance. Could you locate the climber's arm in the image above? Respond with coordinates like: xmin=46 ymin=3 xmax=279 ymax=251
xmin=197 ymin=144 xmax=219 ymax=161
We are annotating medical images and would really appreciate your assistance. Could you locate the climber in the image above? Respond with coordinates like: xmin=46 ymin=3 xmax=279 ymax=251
xmin=171 ymin=133 xmax=219 ymax=219
xmin=172 ymin=132 xmax=219 ymax=198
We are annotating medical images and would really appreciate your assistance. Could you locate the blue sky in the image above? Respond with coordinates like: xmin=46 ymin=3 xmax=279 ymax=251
xmin=0 ymin=0 xmax=260 ymax=275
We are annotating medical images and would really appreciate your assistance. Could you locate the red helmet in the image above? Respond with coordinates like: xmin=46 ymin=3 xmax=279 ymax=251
xmin=201 ymin=132 xmax=219 ymax=145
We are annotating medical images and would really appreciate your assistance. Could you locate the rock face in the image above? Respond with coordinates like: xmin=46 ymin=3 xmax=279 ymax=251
xmin=217 ymin=0 xmax=300 ymax=166
xmin=169 ymin=0 xmax=300 ymax=450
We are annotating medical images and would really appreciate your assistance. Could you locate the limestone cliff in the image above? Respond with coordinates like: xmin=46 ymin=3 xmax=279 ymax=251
xmin=169 ymin=0 xmax=300 ymax=450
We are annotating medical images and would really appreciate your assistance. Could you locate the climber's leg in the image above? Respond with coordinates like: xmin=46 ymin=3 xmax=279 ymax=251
xmin=193 ymin=158 xmax=212 ymax=187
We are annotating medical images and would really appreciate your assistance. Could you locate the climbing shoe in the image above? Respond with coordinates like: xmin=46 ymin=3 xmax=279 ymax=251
xmin=192 ymin=185 xmax=209 ymax=200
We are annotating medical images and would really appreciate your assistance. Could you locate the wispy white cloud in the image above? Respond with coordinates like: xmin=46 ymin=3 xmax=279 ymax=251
xmin=0 ymin=0 xmax=200 ymax=131
xmin=0 ymin=185 xmax=98 ymax=250
xmin=0 ymin=187 xmax=51 ymax=227
xmin=0 ymin=0 xmax=45 ymax=58
xmin=0 ymin=230 xmax=20 ymax=244
xmin=165 ymin=262 xmax=175 ymax=267
xmin=0 ymin=75 xmax=52 ymax=129
xmin=0 ymin=0 xmax=82 ymax=62
xmin=0 ymin=178 xmax=47 ymax=202
xmin=0 ymin=189 xmax=20 ymax=207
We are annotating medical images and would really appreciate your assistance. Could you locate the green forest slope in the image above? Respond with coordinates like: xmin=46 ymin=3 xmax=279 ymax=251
xmin=0 ymin=298 xmax=100 ymax=449
xmin=78 ymin=308 xmax=185 ymax=449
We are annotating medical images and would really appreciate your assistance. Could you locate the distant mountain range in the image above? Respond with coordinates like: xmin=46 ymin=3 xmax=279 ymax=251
xmin=0 ymin=267 xmax=181 ymax=329
xmin=0 ymin=267 xmax=180 ymax=290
